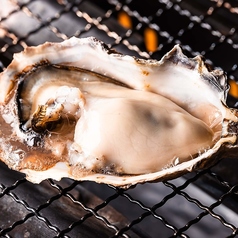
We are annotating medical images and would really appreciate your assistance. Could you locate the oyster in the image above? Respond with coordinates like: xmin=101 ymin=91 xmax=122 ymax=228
xmin=0 ymin=37 xmax=237 ymax=188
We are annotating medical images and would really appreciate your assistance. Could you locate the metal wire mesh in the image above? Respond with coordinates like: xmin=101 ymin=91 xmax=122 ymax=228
xmin=1 ymin=0 xmax=238 ymax=237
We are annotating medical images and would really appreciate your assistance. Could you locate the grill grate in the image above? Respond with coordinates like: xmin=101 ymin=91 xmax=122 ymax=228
xmin=1 ymin=0 xmax=238 ymax=237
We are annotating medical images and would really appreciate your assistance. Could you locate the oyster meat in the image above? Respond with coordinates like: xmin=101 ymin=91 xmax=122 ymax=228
xmin=0 ymin=37 xmax=237 ymax=188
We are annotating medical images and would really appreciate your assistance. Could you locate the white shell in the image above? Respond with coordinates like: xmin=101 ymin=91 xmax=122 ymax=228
xmin=0 ymin=37 xmax=237 ymax=188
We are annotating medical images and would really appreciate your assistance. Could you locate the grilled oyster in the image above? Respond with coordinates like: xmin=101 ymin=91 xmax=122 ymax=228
xmin=0 ymin=37 xmax=237 ymax=188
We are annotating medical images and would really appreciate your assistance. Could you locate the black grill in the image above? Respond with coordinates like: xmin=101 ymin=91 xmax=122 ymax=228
xmin=1 ymin=0 xmax=238 ymax=237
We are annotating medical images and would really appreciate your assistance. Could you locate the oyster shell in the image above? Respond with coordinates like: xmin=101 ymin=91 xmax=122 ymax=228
xmin=0 ymin=37 xmax=237 ymax=188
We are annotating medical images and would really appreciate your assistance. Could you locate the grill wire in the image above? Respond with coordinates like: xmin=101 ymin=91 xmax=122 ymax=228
xmin=1 ymin=0 xmax=238 ymax=237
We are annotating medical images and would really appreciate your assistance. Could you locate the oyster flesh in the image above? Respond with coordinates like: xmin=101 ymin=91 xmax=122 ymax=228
xmin=0 ymin=37 xmax=237 ymax=188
